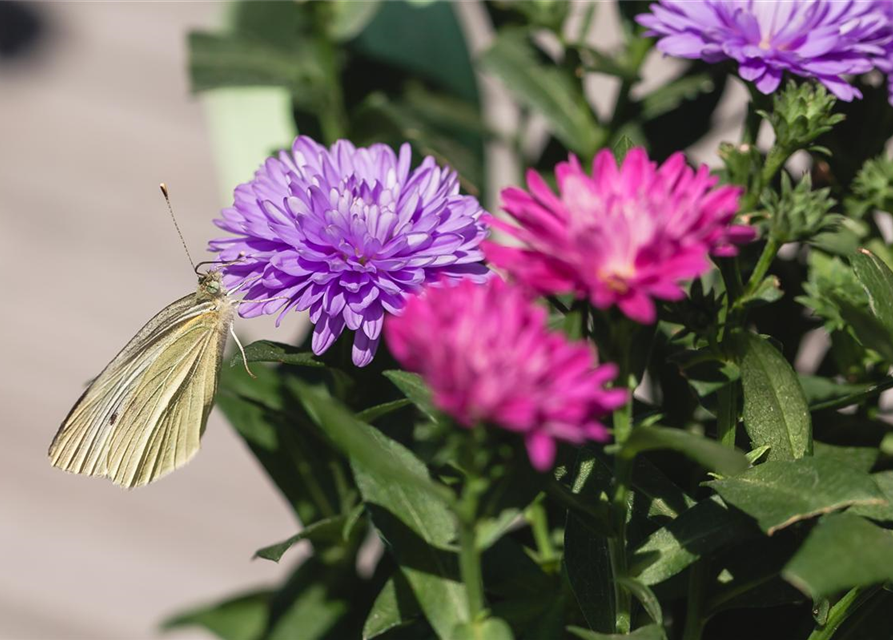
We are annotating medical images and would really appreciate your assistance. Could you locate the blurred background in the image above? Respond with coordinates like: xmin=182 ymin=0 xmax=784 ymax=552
xmin=0 ymin=1 xmax=761 ymax=638
xmin=1 ymin=3 xmax=299 ymax=639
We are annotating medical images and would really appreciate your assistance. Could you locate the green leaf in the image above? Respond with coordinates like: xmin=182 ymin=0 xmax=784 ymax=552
xmin=363 ymin=573 xmax=421 ymax=639
xmin=617 ymin=577 xmax=662 ymax=625
xmin=675 ymin=353 xmax=740 ymax=398
xmin=640 ymin=72 xmax=717 ymax=120
xmin=848 ymin=471 xmax=893 ymax=522
xmin=630 ymin=496 xmax=759 ymax=586
xmin=323 ymin=0 xmax=382 ymax=42
xmin=254 ymin=515 xmax=348 ymax=563
xmin=350 ymin=0 xmax=479 ymax=101
xmin=479 ymin=27 xmax=603 ymax=156
xmin=383 ymin=370 xmax=442 ymax=423
xmin=835 ymin=296 xmax=893 ymax=362
xmin=799 ymin=375 xmax=872 ymax=407
xmin=235 ymin=340 xmax=326 ymax=368
xmin=346 ymin=417 xmax=466 ymax=639
xmin=612 ymin=135 xmax=635 ymax=163
xmin=734 ymin=332 xmax=812 ymax=461
xmin=783 ymin=513 xmax=893 ymax=599
xmin=563 ymin=449 xmax=616 ymax=633
xmin=356 ymin=398 xmax=413 ymax=423
xmin=292 ymin=381 xmax=452 ymax=506
xmin=852 ymin=249 xmax=893 ymax=335
xmin=568 ymin=623 xmax=667 ymax=640
xmin=162 ymin=590 xmax=271 ymax=640
xmin=619 ymin=425 xmax=749 ymax=477
xmin=188 ymin=32 xmax=324 ymax=98
xmin=451 ymin=618 xmax=515 ymax=640
xmin=812 ymin=442 xmax=879 ymax=473
xmin=262 ymin=557 xmax=352 ymax=640
xmin=363 ymin=508 xmax=466 ymax=640
xmin=218 ymin=367 xmax=342 ymax=525
xmin=705 ymin=458 xmax=886 ymax=535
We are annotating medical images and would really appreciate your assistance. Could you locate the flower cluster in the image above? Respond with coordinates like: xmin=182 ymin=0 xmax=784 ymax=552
xmin=210 ymin=136 xmax=488 ymax=366
xmin=637 ymin=0 xmax=893 ymax=102
xmin=484 ymin=148 xmax=753 ymax=324
xmin=385 ymin=277 xmax=627 ymax=471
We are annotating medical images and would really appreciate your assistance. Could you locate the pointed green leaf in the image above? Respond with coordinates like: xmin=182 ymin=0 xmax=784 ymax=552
xmin=783 ymin=513 xmax=893 ymax=599
xmin=734 ymin=333 xmax=812 ymax=461
xmin=852 ymin=249 xmax=893 ymax=334
xmin=188 ymin=31 xmax=325 ymax=97
xmin=235 ymin=340 xmax=325 ymax=367
xmin=383 ymin=370 xmax=442 ymax=423
xmin=568 ymin=623 xmax=667 ymax=640
xmin=812 ymin=442 xmax=878 ymax=473
xmin=348 ymin=424 xmax=466 ymax=639
xmin=356 ymin=398 xmax=413 ymax=423
xmin=705 ymin=458 xmax=885 ymax=534
xmin=848 ymin=471 xmax=893 ymax=522
xmin=451 ymin=618 xmax=515 ymax=640
xmin=254 ymin=515 xmax=348 ymax=563
xmin=162 ymin=590 xmax=271 ymax=640
xmin=292 ymin=381 xmax=452 ymax=506
xmin=630 ymin=496 xmax=759 ymax=586
xmin=619 ymin=425 xmax=749 ymax=476
xmin=479 ymin=28 xmax=604 ymax=156
xmin=363 ymin=573 xmax=421 ymax=639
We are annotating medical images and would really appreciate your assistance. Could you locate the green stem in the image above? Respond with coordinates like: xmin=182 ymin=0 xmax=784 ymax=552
xmin=610 ymin=453 xmax=633 ymax=634
xmin=526 ymin=499 xmax=558 ymax=564
xmin=716 ymin=384 xmax=739 ymax=448
xmin=683 ymin=359 xmax=740 ymax=640
xmin=681 ymin=562 xmax=708 ymax=640
xmin=315 ymin=38 xmax=348 ymax=143
xmin=738 ymin=236 xmax=781 ymax=305
xmin=807 ymin=586 xmax=881 ymax=640
xmin=458 ymin=513 xmax=485 ymax=621
xmin=457 ymin=428 xmax=487 ymax=622
xmin=810 ymin=376 xmax=893 ymax=412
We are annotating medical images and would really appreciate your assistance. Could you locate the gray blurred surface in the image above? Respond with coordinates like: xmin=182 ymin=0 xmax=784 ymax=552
xmin=0 ymin=4 xmax=301 ymax=639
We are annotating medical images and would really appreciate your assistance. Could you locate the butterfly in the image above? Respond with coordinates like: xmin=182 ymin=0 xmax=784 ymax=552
xmin=48 ymin=268 xmax=250 ymax=487
xmin=48 ymin=184 xmax=260 ymax=488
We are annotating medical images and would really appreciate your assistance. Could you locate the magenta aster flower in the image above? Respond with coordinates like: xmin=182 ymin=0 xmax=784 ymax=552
xmin=484 ymin=148 xmax=753 ymax=324
xmin=385 ymin=278 xmax=626 ymax=471
xmin=210 ymin=136 xmax=489 ymax=367
xmin=637 ymin=0 xmax=892 ymax=101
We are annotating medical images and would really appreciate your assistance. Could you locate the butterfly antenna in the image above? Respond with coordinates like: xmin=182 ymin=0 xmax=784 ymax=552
xmin=159 ymin=183 xmax=197 ymax=272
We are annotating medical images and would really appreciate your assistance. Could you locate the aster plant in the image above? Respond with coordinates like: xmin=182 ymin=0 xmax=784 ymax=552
xmin=157 ymin=3 xmax=893 ymax=640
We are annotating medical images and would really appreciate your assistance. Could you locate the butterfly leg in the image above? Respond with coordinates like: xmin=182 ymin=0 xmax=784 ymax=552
xmin=230 ymin=325 xmax=256 ymax=378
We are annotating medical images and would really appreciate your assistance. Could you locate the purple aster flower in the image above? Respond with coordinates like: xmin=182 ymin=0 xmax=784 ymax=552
xmin=637 ymin=0 xmax=893 ymax=101
xmin=210 ymin=136 xmax=489 ymax=367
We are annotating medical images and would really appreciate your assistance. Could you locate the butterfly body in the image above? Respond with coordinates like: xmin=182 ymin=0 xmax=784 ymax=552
xmin=49 ymin=271 xmax=235 ymax=488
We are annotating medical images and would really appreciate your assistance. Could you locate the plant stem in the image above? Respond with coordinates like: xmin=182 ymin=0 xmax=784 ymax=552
xmin=681 ymin=561 xmax=708 ymax=640
xmin=716 ymin=383 xmax=739 ymax=448
xmin=610 ymin=452 xmax=633 ymax=634
xmin=683 ymin=358 xmax=740 ymax=640
xmin=457 ymin=428 xmax=487 ymax=622
xmin=807 ymin=586 xmax=881 ymax=640
xmin=526 ymin=499 xmax=558 ymax=564
xmin=740 ymin=236 xmax=781 ymax=302
xmin=809 ymin=376 xmax=893 ymax=412
xmin=458 ymin=512 xmax=485 ymax=621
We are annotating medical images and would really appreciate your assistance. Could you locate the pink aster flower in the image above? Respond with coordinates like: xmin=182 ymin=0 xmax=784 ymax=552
xmin=483 ymin=148 xmax=754 ymax=324
xmin=385 ymin=277 xmax=626 ymax=471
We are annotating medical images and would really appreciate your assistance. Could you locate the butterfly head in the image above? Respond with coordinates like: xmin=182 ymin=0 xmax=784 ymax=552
xmin=197 ymin=270 xmax=226 ymax=299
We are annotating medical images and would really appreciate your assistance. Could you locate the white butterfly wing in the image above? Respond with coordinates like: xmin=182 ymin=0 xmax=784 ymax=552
xmin=49 ymin=290 xmax=234 ymax=488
